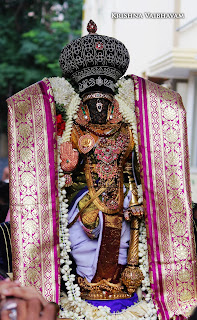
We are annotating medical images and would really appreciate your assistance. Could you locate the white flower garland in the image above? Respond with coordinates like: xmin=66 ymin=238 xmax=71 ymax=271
xmin=49 ymin=77 xmax=158 ymax=319
xmin=115 ymin=78 xmax=139 ymax=160
xmin=137 ymin=185 xmax=143 ymax=205
xmin=49 ymin=77 xmax=81 ymax=142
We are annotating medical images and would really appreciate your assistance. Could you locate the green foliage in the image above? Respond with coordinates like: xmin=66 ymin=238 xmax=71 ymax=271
xmin=0 ymin=0 xmax=83 ymax=133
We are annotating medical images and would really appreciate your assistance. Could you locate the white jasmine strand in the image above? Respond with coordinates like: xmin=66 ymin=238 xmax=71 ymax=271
xmin=115 ymin=78 xmax=139 ymax=160
xmin=49 ymin=77 xmax=81 ymax=141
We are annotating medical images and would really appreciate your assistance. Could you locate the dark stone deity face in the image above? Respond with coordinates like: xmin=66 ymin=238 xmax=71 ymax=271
xmin=85 ymin=98 xmax=112 ymax=124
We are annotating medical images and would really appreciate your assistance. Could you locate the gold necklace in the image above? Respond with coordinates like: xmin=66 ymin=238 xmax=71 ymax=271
xmin=83 ymin=122 xmax=122 ymax=137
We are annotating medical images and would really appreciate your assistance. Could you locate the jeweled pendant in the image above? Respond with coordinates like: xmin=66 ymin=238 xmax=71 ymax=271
xmin=64 ymin=174 xmax=73 ymax=187
xmin=78 ymin=134 xmax=95 ymax=154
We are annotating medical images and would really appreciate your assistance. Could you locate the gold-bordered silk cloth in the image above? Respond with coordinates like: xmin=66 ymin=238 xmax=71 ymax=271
xmin=132 ymin=75 xmax=197 ymax=319
xmin=7 ymin=78 xmax=60 ymax=303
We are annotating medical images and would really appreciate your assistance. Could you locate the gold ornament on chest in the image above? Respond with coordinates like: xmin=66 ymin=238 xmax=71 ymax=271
xmin=78 ymin=134 xmax=95 ymax=154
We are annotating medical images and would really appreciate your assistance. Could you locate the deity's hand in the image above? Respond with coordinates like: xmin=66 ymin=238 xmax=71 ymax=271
xmin=123 ymin=190 xmax=144 ymax=220
xmin=128 ymin=205 xmax=144 ymax=218
xmin=124 ymin=205 xmax=144 ymax=221
xmin=60 ymin=141 xmax=79 ymax=172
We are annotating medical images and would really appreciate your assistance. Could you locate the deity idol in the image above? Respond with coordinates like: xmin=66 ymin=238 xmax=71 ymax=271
xmin=7 ymin=21 xmax=197 ymax=319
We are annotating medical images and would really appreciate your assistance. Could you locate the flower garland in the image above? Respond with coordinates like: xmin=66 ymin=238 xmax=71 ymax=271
xmin=49 ymin=77 xmax=81 ymax=142
xmin=49 ymin=77 xmax=158 ymax=319
xmin=137 ymin=185 xmax=143 ymax=205
xmin=115 ymin=78 xmax=139 ymax=160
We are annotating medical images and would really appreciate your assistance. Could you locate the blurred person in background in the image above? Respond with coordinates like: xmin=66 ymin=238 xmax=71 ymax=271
xmin=0 ymin=276 xmax=59 ymax=320
xmin=0 ymin=181 xmax=9 ymax=223
xmin=0 ymin=180 xmax=11 ymax=275
xmin=189 ymin=306 xmax=197 ymax=320
xmin=2 ymin=167 xmax=9 ymax=184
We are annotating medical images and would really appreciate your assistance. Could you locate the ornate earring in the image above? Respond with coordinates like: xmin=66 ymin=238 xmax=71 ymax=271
xmin=81 ymin=104 xmax=88 ymax=119
xmin=107 ymin=103 xmax=113 ymax=121
xmin=96 ymin=99 xmax=103 ymax=112
xmin=75 ymin=102 xmax=90 ymax=126
xmin=107 ymin=101 xmax=115 ymax=121
xmin=110 ymin=105 xmax=114 ymax=119
xmin=108 ymin=99 xmax=123 ymax=124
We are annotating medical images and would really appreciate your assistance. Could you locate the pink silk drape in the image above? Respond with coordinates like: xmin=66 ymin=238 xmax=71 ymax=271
xmin=7 ymin=78 xmax=60 ymax=303
xmin=133 ymin=75 xmax=197 ymax=319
